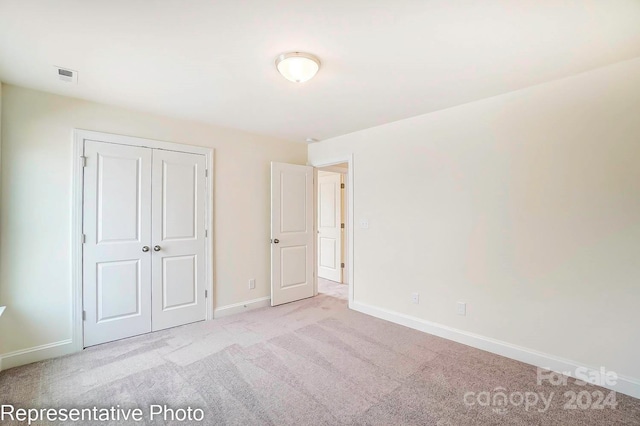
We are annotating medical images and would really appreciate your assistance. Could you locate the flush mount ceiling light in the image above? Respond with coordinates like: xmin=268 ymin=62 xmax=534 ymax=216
xmin=275 ymin=52 xmax=320 ymax=83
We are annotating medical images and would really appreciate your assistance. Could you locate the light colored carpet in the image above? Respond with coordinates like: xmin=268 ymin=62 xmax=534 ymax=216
xmin=1 ymin=292 xmax=638 ymax=425
xmin=318 ymin=278 xmax=348 ymax=300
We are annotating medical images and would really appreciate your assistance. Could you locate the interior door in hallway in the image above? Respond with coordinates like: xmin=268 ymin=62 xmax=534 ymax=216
xmin=317 ymin=171 xmax=342 ymax=282
xmin=271 ymin=162 xmax=314 ymax=306
xmin=83 ymin=141 xmax=153 ymax=347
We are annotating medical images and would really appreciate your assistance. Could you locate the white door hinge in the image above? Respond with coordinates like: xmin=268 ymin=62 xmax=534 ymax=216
xmin=82 ymin=234 xmax=86 ymax=244
xmin=205 ymin=169 xmax=208 ymax=177
xmin=82 ymin=310 xmax=86 ymax=321
xmin=205 ymin=290 xmax=208 ymax=298
xmin=205 ymin=229 xmax=208 ymax=238
xmin=80 ymin=156 xmax=87 ymax=167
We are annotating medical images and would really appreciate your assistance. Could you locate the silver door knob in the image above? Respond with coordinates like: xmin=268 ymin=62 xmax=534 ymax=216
xmin=142 ymin=246 xmax=150 ymax=252
xmin=273 ymin=239 xmax=280 ymax=244
xmin=154 ymin=245 xmax=161 ymax=252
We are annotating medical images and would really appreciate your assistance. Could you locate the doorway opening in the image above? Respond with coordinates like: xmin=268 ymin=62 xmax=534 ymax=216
xmin=315 ymin=163 xmax=349 ymax=301
xmin=269 ymin=156 xmax=354 ymax=308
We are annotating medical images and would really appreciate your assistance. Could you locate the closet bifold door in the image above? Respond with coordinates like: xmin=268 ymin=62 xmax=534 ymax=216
xmin=150 ymin=149 xmax=207 ymax=331
xmin=83 ymin=141 xmax=153 ymax=347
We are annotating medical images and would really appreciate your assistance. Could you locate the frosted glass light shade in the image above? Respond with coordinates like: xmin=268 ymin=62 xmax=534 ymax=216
xmin=276 ymin=52 xmax=320 ymax=83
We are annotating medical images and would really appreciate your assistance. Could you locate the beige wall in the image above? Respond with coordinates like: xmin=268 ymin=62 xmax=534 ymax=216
xmin=309 ymin=58 xmax=640 ymax=381
xmin=0 ymin=84 xmax=306 ymax=355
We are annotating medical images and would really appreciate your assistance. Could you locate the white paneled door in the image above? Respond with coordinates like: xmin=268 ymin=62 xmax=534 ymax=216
xmin=151 ymin=149 xmax=206 ymax=331
xmin=83 ymin=141 xmax=153 ymax=347
xmin=271 ymin=162 xmax=314 ymax=306
xmin=317 ymin=172 xmax=343 ymax=282
xmin=83 ymin=140 xmax=206 ymax=347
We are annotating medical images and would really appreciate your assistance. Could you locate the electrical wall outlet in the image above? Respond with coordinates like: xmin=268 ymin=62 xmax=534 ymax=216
xmin=457 ymin=302 xmax=466 ymax=316
xmin=249 ymin=278 xmax=256 ymax=290
xmin=359 ymin=219 xmax=369 ymax=229
xmin=411 ymin=292 xmax=420 ymax=304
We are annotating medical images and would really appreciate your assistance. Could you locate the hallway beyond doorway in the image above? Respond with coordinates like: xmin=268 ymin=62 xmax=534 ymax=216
xmin=317 ymin=277 xmax=347 ymax=300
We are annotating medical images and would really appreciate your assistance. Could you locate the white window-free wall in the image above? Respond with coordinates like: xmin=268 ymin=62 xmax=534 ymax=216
xmin=308 ymin=58 xmax=640 ymax=398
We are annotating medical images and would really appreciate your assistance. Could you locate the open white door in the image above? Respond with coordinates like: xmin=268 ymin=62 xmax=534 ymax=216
xmin=271 ymin=162 xmax=314 ymax=306
xmin=317 ymin=171 xmax=342 ymax=282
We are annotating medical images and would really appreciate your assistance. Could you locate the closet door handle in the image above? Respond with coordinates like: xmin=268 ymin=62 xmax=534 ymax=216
xmin=154 ymin=245 xmax=161 ymax=252
xmin=142 ymin=246 xmax=150 ymax=252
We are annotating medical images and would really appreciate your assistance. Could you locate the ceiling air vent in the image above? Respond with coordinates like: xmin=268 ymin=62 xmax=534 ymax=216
xmin=54 ymin=66 xmax=78 ymax=84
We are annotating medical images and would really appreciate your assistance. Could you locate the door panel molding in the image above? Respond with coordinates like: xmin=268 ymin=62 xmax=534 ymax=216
xmin=96 ymin=259 xmax=142 ymax=322
xmin=72 ymin=129 xmax=214 ymax=351
xmin=151 ymin=149 xmax=206 ymax=332
xmin=82 ymin=140 xmax=152 ymax=347
xmin=317 ymin=171 xmax=342 ymax=282
xmin=271 ymin=162 xmax=314 ymax=306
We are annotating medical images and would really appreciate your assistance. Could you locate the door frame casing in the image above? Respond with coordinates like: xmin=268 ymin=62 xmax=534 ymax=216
xmin=310 ymin=154 xmax=354 ymax=308
xmin=71 ymin=129 xmax=214 ymax=351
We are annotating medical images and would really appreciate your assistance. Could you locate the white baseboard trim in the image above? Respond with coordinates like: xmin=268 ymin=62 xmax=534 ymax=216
xmin=0 ymin=339 xmax=76 ymax=372
xmin=351 ymin=301 xmax=640 ymax=400
xmin=0 ymin=296 xmax=273 ymax=370
xmin=214 ymin=296 xmax=271 ymax=319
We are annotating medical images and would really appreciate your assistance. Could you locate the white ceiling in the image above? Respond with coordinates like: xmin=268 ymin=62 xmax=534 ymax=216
xmin=1 ymin=1 xmax=639 ymax=142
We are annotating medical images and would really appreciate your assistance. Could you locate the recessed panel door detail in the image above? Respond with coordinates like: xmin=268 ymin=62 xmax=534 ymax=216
xmin=83 ymin=141 xmax=152 ymax=347
xmin=281 ymin=246 xmax=308 ymax=288
xmin=162 ymin=160 xmax=197 ymax=241
xmin=162 ymin=255 xmax=196 ymax=309
xmin=317 ymin=172 xmax=342 ymax=282
xmin=271 ymin=162 xmax=314 ymax=306
xmin=151 ymin=150 xmax=206 ymax=331
xmin=97 ymin=260 xmax=141 ymax=321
